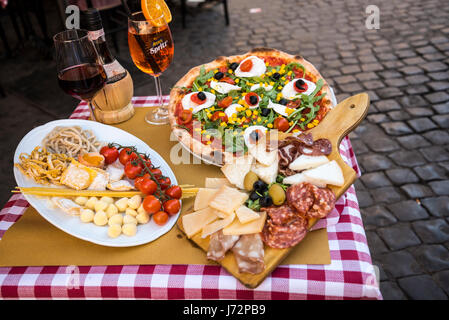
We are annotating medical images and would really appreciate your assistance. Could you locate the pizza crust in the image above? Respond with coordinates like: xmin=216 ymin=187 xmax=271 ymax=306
xmin=168 ymin=48 xmax=334 ymax=166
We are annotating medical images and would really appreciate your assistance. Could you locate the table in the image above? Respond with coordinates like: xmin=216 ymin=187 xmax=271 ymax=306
xmin=0 ymin=96 xmax=382 ymax=299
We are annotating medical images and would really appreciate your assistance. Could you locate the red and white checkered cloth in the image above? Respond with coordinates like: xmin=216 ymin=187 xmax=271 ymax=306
xmin=0 ymin=96 xmax=382 ymax=299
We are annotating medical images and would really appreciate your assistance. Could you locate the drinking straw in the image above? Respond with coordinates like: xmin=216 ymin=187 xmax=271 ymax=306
xmin=121 ymin=0 xmax=162 ymax=74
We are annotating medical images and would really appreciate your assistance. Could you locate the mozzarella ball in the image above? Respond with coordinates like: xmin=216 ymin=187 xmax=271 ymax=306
xmin=85 ymin=197 xmax=98 ymax=210
xmin=74 ymin=196 xmax=88 ymax=206
xmin=100 ymin=196 xmax=114 ymax=205
xmin=94 ymin=200 xmax=109 ymax=213
xmin=123 ymin=214 xmax=137 ymax=225
xmin=122 ymin=223 xmax=137 ymax=236
xmin=108 ymin=214 xmax=123 ymax=226
xmin=80 ymin=208 xmax=94 ymax=223
xmin=125 ymin=208 xmax=138 ymax=217
xmin=108 ymin=224 xmax=122 ymax=238
xmin=115 ymin=197 xmax=128 ymax=212
xmin=128 ymin=195 xmax=142 ymax=210
xmin=106 ymin=203 xmax=119 ymax=218
xmin=136 ymin=212 xmax=150 ymax=224
xmin=137 ymin=204 xmax=147 ymax=215
xmin=93 ymin=210 xmax=108 ymax=226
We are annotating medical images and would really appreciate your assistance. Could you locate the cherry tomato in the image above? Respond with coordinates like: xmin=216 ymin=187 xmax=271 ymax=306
xmin=163 ymin=199 xmax=181 ymax=216
xmin=153 ymin=211 xmax=169 ymax=226
xmin=158 ymin=177 xmax=171 ymax=190
xmin=100 ymin=146 xmax=119 ymax=165
xmin=165 ymin=185 xmax=182 ymax=199
xmin=139 ymin=177 xmax=157 ymax=195
xmin=244 ymin=92 xmax=259 ymax=106
xmin=190 ymin=92 xmax=206 ymax=105
xmin=218 ymin=96 xmax=233 ymax=109
xmin=134 ymin=175 xmax=145 ymax=190
xmin=142 ymin=195 xmax=161 ymax=214
xmin=178 ymin=109 xmax=193 ymax=125
xmin=220 ymin=77 xmax=235 ymax=85
xmin=119 ymin=148 xmax=138 ymax=165
xmin=240 ymin=59 xmax=253 ymax=72
xmin=150 ymin=168 xmax=162 ymax=179
xmin=211 ymin=111 xmax=228 ymax=123
xmin=124 ymin=161 xmax=143 ymax=179
xmin=293 ymin=79 xmax=309 ymax=93
xmin=274 ymin=117 xmax=290 ymax=132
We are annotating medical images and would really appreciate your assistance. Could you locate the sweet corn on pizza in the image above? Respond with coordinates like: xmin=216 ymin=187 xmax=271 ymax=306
xmin=168 ymin=48 xmax=334 ymax=165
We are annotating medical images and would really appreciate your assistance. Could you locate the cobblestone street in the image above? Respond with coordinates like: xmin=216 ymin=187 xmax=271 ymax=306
xmin=1 ymin=0 xmax=448 ymax=299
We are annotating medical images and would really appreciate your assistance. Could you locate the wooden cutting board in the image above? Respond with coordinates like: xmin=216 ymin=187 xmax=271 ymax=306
xmin=177 ymin=93 xmax=370 ymax=288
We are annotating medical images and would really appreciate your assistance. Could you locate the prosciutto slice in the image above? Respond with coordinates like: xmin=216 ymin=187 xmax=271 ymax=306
xmin=232 ymin=234 xmax=265 ymax=274
xmin=207 ymin=230 xmax=240 ymax=262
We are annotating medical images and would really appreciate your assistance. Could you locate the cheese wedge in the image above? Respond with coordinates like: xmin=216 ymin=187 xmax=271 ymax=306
xmin=205 ymin=178 xmax=231 ymax=189
xmin=201 ymin=212 xmax=235 ymax=238
xmin=182 ymin=207 xmax=218 ymax=238
xmin=235 ymin=205 xmax=260 ymax=224
xmin=209 ymin=185 xmax=249 ymax=215
xmin=194 ymin=188 xmax=218 ymax=211
xmin=248 ymin=144 xmax=277 ymax=166
xmin=220 ymin=155 xmax=253 ymax=189
xmin=223 ymin=211 xmax=267 ymax=236
xmin=302 ymin=160 xmax=344 ymax=187
xmin=289 ymin=155 xmax=329 ymax=171
xmin=282 ymin=172 xmax=326 ymax=188
xmin=250 ymin=155 xmax=278 ymax=184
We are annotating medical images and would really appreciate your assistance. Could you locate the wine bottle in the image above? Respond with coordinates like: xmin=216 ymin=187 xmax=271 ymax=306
xmin=81 ymin=8 xmax=135 ymax=124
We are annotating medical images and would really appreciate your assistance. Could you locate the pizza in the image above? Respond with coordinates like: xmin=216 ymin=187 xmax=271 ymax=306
xmin=168 ymin=48 xmax=335 ymax=165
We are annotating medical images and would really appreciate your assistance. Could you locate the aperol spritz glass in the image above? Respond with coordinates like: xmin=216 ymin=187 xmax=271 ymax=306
xmin=128 ymin=11 xmax=174 ymax=125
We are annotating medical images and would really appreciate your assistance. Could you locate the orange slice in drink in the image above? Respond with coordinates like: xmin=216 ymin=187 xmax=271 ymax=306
xmin=141 ymin=0 xmax=172 ymax=26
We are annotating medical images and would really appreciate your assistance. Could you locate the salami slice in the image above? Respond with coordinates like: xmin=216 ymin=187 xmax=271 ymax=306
xmin=262 ymin=216 xmax=308 ymax=249
xmin=262 ymin=204 xmax=298 ymax=225
xmin=307 ymin=187 xmax=336 ymax=219
xmin=286 ymin=183 xmax=314 ymax=215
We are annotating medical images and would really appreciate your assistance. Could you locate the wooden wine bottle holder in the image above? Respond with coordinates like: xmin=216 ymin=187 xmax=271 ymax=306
xmin=92 ymin=71 xmax=135 ymax=124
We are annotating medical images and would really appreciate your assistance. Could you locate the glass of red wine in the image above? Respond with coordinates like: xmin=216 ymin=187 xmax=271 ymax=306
xmin=54 ymin=29 xmax=106 ymax=120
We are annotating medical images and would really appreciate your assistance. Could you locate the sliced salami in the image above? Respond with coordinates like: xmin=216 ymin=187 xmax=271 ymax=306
xmin=307 ymin=187 xmax=336 ymax=219
xmin=261 ymin=204 xmax=298 ymax=225
xmin=262 ymin=216 xmax=308 ymax=249
xmin=286 ymin=183 xmax=314 ymax=215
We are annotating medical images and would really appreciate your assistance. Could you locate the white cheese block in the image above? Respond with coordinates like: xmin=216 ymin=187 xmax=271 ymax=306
xmin=182 ymin=207 xmax=218 ymax=238
xmin=251 ymin=155 xmax=278 ymax=184
xmin=235 ymin=205 xmax=260 ymax=224
xmin=209 ymin=185 xmax=249 ymax=215
xmin=220 ymin=155 xmax=253 ymax=189
xmin=223 ymin=211 xmax=266 ymax=236
xmin=288 ymin=155 xmax=330 ymax=171
xmin=302 ymin=160 xmax=344 ymax=187
xmin=201 ymin=212 xmax=235 ymax=238
xmin=210 ymin=80 xmax=241 ymax=94
xmin=248 ymin=143 xmax=277 ymax=166
xmin=282 ymin=172 xmax=326 ymax=188
xmin=181 ymin=92 xmax=216 ymax=113
xmin=194 ymin=188 xmax=218 ymax=211
xmin=281 ymin=78 xmax=316 ymax=100
xmin=205 ymin=178 xmax=231 ymax=189
xmin=234 ymin=56 xmax=266 ymax=78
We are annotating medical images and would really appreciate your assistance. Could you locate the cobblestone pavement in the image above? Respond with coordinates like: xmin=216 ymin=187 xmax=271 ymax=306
xmin=0 ymin=0 xmax=448 ymax=299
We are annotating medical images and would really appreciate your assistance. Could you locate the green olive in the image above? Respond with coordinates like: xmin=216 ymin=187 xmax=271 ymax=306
xmin=268 ymin=184 xmax=286 ymax=205
xmin=243 ymin=171 xmax=259 ymax=191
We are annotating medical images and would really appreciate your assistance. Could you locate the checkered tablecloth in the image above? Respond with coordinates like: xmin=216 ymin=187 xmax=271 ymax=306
xmin=0 ymin=96 xmax=382 ymax=299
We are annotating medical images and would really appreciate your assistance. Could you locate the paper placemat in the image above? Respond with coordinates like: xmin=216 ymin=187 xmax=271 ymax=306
xmin=0 ymin=107 xmax=330 ymax=267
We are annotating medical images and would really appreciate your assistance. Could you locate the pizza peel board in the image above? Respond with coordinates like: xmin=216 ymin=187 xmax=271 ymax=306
xmin=177 ymin=93 xmax=370 ymax=288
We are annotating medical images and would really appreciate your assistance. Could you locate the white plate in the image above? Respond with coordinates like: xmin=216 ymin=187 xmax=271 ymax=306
xmin=13 ymin=119 xmax=180 ymax=247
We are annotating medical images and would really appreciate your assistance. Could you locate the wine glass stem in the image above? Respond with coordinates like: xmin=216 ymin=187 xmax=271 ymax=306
xmin=88 ymin=101 xmax=97 ymax=121
xmin=154 ymin=76 xmax=167 ymax=114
